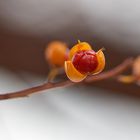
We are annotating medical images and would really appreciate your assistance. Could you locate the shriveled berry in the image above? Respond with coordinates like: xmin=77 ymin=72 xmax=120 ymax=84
xmin=72 ymin=50 xmax=98 ymax=74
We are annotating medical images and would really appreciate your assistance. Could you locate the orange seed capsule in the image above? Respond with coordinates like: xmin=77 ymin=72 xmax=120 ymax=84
xmin=45 ymin=41 xmax=69 ymax=67
xmin=65 ymin=41 xmax=105 ymax=82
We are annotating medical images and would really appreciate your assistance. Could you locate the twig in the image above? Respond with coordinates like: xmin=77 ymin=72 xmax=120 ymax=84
xmin=85 ymin=58 xmax=133 ymax=82
xmin=0 ymin=58 xmax=133 ymax=100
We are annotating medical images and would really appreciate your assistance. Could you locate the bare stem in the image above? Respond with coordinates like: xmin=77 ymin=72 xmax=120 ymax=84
xmin=0 ymin=58 xmax=133 ymax=100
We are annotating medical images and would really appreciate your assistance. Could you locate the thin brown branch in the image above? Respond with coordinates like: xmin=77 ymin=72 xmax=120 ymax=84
xmin=0 ymin=58 xmax=133 ymax=100
xmin=85 ymin=58 xmax=133 ymax=82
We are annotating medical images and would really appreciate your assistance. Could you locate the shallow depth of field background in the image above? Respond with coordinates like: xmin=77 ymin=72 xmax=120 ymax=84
xmin=0 ymin=0 xmax=140 ymax=140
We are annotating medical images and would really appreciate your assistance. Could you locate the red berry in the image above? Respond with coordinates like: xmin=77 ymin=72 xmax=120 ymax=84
xmin=72 ymin=50 xmax=98 ymax=74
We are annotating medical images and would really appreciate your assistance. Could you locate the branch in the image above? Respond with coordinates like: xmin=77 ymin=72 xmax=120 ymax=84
xmin=0 ymin=58 xmax=133 ymax=100
xmin=85 ymin=58 xmax=133 ymax=82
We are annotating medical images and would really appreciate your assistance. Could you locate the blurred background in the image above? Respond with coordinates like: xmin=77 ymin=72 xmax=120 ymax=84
xmin=0 ymin=0 xmax=140 ymax=140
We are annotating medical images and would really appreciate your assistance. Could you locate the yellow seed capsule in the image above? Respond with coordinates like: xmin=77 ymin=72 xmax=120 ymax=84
xmin=45 ymin=41 xmax=69 ymax=67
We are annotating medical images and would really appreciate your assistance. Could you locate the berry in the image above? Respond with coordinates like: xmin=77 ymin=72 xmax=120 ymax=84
xmin=72 ymin=50 xmax=98 ymax=74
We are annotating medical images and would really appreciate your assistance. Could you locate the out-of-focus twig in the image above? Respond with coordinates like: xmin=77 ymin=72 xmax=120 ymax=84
xmin=0 ymin=58 xmax=133 ymax=100
xmin=117 ymin=56 xmax=140 ymax=85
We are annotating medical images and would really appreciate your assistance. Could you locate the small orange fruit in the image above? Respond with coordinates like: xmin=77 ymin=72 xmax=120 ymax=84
xmin=45 ymin=41 xmax=69 ymax=67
